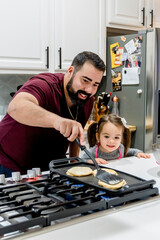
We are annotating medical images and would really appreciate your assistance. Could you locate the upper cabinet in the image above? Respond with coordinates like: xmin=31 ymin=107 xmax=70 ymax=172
xmin=106 ymin=0 xmax=160 ymax=30
xmin=106 ymin=0 xmax=145 ymax=30
xmin=0 ymin=0 xmax=49 ymax=73
xmin=53 ymin=0 xmax=106 ymax=72
xmin=148 ymin=0 xmax=160 ymax=28
xmin=2 ymin=0 xmax=160 ymax=73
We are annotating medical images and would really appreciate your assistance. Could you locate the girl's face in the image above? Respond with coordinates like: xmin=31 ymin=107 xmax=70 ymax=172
xmin=97 ymin=122 xmax=123 ymax=153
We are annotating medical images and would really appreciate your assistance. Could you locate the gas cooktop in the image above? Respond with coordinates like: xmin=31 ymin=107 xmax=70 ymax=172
xmin=0 ymin=157 xmax=158 ymax=239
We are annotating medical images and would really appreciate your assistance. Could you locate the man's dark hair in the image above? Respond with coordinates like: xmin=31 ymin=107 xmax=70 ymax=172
xmin=71 ymin=51 xmax=105 ymax=73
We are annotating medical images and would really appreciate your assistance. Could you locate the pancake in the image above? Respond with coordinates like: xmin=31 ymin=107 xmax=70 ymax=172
xmin=66 ymin=166 xmax=93 ymax=177
xmin=93 ymin=168 xmax=126 ymax=189
xmin=98 ymin=179 xmax=126 ymax=190
xmin=93 ymin=168 xmax=118 ymax=176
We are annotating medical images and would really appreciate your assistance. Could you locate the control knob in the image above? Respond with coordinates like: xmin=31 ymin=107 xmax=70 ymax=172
xmin=0 ymin=174 xmax=5 ymax=184
xmin=32 ymin=168 xmax=41 ymax=177
xmin=27 ymin=169 xmax=36 ymax=178
xmin=12 ymin=172 xmax=21 ymax=181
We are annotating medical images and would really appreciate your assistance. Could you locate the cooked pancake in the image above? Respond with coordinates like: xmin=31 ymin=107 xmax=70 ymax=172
xmin=98 ymin=179 xmax=126 ymax=190
xmin=66 ymin=166 xmax=93 ymax=177
xmin=93 ymin=168 xmax=118 ymax=176
xmin=93 ymin=168 xmax=126 ymax=189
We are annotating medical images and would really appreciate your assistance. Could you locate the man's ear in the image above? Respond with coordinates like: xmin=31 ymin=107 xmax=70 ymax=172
xmin=68 ymin=66 xmax=74 ymax=74
xmin=65 ymin=66 xmax=74 ymax=80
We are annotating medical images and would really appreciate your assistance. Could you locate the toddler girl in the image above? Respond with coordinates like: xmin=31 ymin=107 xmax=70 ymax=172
xmin=82 ymin=114 xmax=150 ymax=164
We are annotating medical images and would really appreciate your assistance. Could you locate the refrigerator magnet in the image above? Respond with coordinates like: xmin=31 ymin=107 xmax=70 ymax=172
xmin=110 ymin=42 xmax=120 ymax=68
xmin=110 ymin=42 xmax=123 ymax=68
xmin=122 ymin=67 xmax=139 ymax=85
xmin=124 ymin=39 xmax=137 ymax=55
xmin=121 ymin=36 xmax=126 ymax=42
xmin=111 ymin=71 xmax=122 ymax=92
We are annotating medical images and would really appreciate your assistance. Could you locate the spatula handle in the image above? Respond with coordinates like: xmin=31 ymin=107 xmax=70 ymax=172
xmin=75 ymin=138 xmax=86 ymax=150
xmin=75 ymin=138 xmax=100 ymax=170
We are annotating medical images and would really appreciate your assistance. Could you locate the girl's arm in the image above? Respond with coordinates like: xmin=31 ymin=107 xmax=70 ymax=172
xmin=88 ymin=158 xmax=108 ymax=164
xmin=81 ymin=147 xmax=108 ymax=164
xmin=136 ymin=152 xmax=151 ymax=158
xmin=127 ymin=148 xmax=151 ymax=158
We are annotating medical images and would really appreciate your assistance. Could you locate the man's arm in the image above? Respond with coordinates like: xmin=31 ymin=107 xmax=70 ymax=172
xmin=69 ymin=141 xmax=80 ymax=158
xmin=8 ymin=92 xmax=85 ymax=144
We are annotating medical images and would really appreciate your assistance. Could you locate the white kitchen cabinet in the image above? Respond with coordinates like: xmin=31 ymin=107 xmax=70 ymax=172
xmin=106 ymin=0 xmax=145 ymax=30
xmin=0 ymin=0 xmax=49 ymax=73
xmin=53 ymin=0 xmax=106 ymax=72
xmin=106 ymin=0 xmax=160 ymax=30
xmin=148 ymin=0 xmax=160 ymax=28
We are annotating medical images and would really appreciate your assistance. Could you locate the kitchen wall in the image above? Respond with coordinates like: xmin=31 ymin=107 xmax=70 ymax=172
xmin=0 ymin=74 xmax=34 ymax=119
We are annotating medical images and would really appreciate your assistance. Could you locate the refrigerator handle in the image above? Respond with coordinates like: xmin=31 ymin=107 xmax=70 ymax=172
xmin=150 ymin=9 xmax=153 ymax=27
xmin=141 ymin=8 xmax=145 ymax=26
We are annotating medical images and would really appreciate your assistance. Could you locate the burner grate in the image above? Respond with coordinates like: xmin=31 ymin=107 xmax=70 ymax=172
xmin=0 ymin=167 xmax=158 ymax=238
xmin=0 ymin=174 xmax=107 ymax=237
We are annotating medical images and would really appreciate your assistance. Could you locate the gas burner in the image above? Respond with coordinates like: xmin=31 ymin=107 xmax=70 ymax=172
xmin=0 ymin=158 xmax=158 ymax=239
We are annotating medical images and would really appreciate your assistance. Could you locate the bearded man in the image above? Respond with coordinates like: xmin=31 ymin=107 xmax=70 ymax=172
xmin=0 ymin=51 xmax=105 ymax=176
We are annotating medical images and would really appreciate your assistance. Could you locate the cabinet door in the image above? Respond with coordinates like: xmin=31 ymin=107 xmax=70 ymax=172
xmin=107 ymin=0 xmax=145 ymax=28
xmin=54 ymin=0 xmax=106 ymax=71
xmin=0 ymin=0 xmax=49 ymax=72
xmin=152 ymin=0 xmax=160 ymax=28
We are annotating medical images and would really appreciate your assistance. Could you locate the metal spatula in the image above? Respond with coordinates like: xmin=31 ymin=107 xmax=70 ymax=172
xmin=75 ymin=138 xmax=124 ymax=185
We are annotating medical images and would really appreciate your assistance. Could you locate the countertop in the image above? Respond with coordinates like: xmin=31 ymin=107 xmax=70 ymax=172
xmin=16 ymin=154 xmax=160 ymax=240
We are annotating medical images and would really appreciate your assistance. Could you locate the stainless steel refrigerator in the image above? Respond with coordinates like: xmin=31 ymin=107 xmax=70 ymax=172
xmin=106 ymin=28 xmax=160 ymax=152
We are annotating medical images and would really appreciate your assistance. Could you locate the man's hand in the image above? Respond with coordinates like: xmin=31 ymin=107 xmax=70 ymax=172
xmin=54 ymin=116 xmax=85 ymax=145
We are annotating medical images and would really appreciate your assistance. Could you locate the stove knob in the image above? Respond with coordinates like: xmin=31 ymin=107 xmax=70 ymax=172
xmin=0 ymin=174 xmax=6 ymax=184
xmin=12 ymin=172 xmax=21 ymax=181
xmin=27 ymin=169 xmax=36 ymax=178
xmin=32 ymin=168 xmax=41 ymax=176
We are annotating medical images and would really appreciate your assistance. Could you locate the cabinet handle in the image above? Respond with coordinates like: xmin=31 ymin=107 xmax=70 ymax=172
xmin=58 ymin=47 xmax=62 ymax=69
xmin=141 ymin=8 xmax=145 ymax=26
xmin=150 ymin=9 xmax=153 ymax=27
xmin=46 ymin=46 xmax=49 ymax=68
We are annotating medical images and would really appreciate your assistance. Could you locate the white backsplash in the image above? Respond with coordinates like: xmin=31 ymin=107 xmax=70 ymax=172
xmin=0 ymin=74 xmax=34 ymax=116
xmin=0 ymin=115 xmax=4 ymax=121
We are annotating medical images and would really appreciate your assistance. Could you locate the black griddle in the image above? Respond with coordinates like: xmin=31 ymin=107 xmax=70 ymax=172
xmin=0 ymin=158 xmax=158 ymax=238
xmin=49 ymin=157 xmax=158 ymax=196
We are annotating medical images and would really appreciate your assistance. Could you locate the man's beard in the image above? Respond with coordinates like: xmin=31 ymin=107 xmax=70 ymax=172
xmin=66 ymin=76 xmax=91 ymax=106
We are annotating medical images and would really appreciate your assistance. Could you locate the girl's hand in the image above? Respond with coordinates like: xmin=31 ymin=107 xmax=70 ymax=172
xmin=137 ymin=152 xmax=151 ymax=159
xmin=88 ymin=158 xmax=108 ymax=164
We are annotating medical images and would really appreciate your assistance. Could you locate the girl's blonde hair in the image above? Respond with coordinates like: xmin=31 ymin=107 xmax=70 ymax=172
xmin=87 ymin=114 xmax=131 ymax=157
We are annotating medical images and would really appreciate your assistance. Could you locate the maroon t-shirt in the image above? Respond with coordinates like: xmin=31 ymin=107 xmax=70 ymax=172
xmin=0 ymin=73 xmax=93 ymax=173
